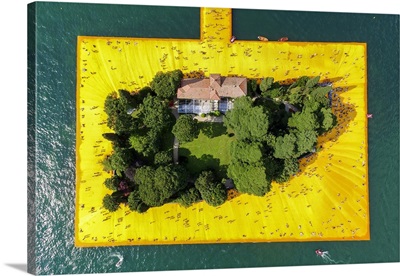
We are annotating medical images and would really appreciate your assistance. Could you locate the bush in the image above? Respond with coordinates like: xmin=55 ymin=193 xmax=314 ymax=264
xmin=135 ymin=165 xmax=188 ymax=207
xmin=195 ymin=171 xmax=227 ymax=207
xmin=104 ymin=175 xmax=122 ymax=191
xmin=127 ymin=190 xmax=149 ymax=213
xmin=102 ymin=194 xmax=120 ymax=212
xmin=154 ymin=151 xmax=173 ymax=165
xmin=175 ymin=187 xmax=202 ymax=208
xmin=227 ymin=162 xmax=271 ymax=196
xmin=150 ymin=70 xmax=183 ymax=100
xmin=172 ymin=115 xmax=200 ymax=143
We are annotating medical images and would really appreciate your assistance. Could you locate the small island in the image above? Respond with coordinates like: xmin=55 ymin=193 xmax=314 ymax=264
xmin=75 ymin=7 xmax=368 ymax=246
xmin=100 ymin=70 xmax=336 ymax=213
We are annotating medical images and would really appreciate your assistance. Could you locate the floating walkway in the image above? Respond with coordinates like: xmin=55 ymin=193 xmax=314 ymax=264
xmin=76 ymin=7 xmax=368 ymax=247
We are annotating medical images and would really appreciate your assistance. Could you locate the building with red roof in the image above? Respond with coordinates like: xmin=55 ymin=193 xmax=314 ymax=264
xmin=177 ymin=74 xmax=247 ymax=114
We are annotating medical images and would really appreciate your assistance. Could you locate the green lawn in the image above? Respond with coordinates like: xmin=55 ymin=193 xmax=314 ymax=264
xmin=179 ymin=122 xmax=233 ymax=178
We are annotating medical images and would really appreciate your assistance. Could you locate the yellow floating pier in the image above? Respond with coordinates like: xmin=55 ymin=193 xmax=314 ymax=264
xmin=75 ymin=7 xmax=369 ymax=247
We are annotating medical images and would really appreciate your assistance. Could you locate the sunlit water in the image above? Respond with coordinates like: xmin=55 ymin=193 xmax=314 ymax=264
xmin=28 ymin=2 xmax=399 ymax=274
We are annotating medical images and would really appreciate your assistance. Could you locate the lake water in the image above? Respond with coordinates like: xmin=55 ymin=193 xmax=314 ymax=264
xmin=28 ymin=2 xmax=399 ymax=274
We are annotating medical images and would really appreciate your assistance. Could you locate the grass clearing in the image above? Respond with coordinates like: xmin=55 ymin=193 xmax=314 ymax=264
xmin=179 ymin=122 xmax=233 ymax=178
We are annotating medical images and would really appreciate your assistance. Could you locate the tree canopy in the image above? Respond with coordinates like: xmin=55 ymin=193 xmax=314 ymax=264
xmin=104 ymin=90 xmax=136 ymax=134
xmin=127 ymin=190 xmax=149 ymax=213
xmin=102 ymin=146 xmax=135 ymax=173
xmin=98 ymin=73 xmax=339 ymax=212
xmin=228 ymin=162 xmax=271 ymax=196
xmin=139 ymin=94 xmax=174 ymax=132
xmin=129 ymin=128 xmax=160 ymax=157
xmin=318 ymin=107 xmax=337 ymax=133
xmin=230 ymin=140 xmax=263 ymax=164
xmin=288 ymin=109 xmax=320 ymax=132
xmin=154 ymin=151 xmax=173 ymax=166
xmin=150 ymin=69 xmax=183 ymax=99
xmin=295 ymin=130 xmax=318 ymax=156
xmin=260 ymin=77 xmax=274 ymax=92
xmin=174 ymin=186 xmax=202 ymax=208
xmin=172 ymin=115 xmax=200 ymax=143
xmin=273 ymin=133 xmax=297 ymax=159
xmin=275 ymin=158 xmax=300 ymax=183
xmin=224 ymin=96 xmax=269 ymax=141
xmin=102 ymin=191 xmax=127 ymax=212
xmin=102 ymin=194 xmax=120 ymax=212
xmin=134 ymin=165 xmax=188 ymax=207
xmin=194 ymin=171 xmax=227 ymax=207
xmin=104 ymin=175 xmax=122 ymax=191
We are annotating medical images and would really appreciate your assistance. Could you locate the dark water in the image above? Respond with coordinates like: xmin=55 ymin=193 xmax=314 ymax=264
xmin=28 ymin=2 xmax=399 ymax=275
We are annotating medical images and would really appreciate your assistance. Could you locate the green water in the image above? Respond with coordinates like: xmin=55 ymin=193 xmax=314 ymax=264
xmin=28 ymin=2 xmax=399 ymax=275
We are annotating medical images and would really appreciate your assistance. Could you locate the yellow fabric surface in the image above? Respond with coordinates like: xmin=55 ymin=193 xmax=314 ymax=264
xmin=75 ymin=7 xmax=369 ymax=247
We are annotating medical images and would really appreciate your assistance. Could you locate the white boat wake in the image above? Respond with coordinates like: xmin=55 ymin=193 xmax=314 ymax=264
xmin=110 ymin=252 xmax=124 ymax=268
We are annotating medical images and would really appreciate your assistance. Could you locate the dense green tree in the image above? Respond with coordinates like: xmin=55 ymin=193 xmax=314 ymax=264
xmin=224 ymin=96 xmax=269 ymax=141
xmin=139 ymin=94 xmax=174 ymax=131
xmin=175 ymin=186 xmax=202 ymax=208
xmin=306 ymin=76 xmax=320 ymax=88
xmin=295 ymin=130 xmax=317 ymax=156
xmin=133 ymin=166 xmax=161 ymax=206
xmin=263 ymin=155 xmax=284 ymax=180
xmin=104 ymin=175 xmax=123 ymax=191
xmin=135 ymin=165 xmax=188 ymax=207
xmin=102 ymin=147 xmax=135 ymax=172
xmin=288 ymin=76 xmax=310 ymax=90
xmin=172 ymin=115 xmax=200 ymax=143
xmin=288 ymin=109 xmax=319 ymax=132
xmin=227 ymin=162 xmax=271 ymax=196
xmin=104 ymin=91 xmax=135 ymax=134
xmin=127 ymin=190 xmax=149 ymax=213
xmin=318 ymin=107 xmax=337 ymax=133
xmin=303 ymin=97 xmax=323 ymax=112
xmin=129 ymin=129 xmax=160 ymax=157
xmin=231 ymin=140 xmax=263 ymax=164
xmin=102 ymin=132 xmax=130 ymax=148
xmin=308 ymin=86 xmax=332 ymax=107
xmin=260 ymin=77 xmax=274 ymax=92
xmin=150 ymin=69 xmax=183 ymax=99
xmin=154 ymin=151 xmax=173 ymax=166
xmin=287 ymin=86 xmax=303 ymax=105
xmin=273 ymin=133 xmax=297 ymax=159
xmin=118 ymin=89 xmax=137 ymax=110
xmin=135 ymin=86 xmax=154 ymax=102
xmin=102 ymin=194 xmax=120 ymax=212
xmin=275 ymin=158 xmax=299 ymax=183
xmin=263 ymin=87 xmax=284 ymax=99
xmin=247 ymin=78 xmax=258 ymax=96
xmin=265 ymin=133 xmax=277 ymax=149
xmin=195 ymin=171 xmax=227 ymax=207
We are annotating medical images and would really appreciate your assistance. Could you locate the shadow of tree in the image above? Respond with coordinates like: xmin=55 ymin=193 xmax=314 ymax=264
xmin=199 ymin=122 xmax=227 ymax=138
xmin=178 ymin=149 xmax=228 ymax=179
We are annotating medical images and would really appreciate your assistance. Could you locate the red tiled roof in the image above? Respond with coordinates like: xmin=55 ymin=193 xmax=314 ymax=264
xmin=177 ymin=78 xmax=210 ymax=99
xmin=177 ymin=74 xmax=247 ymax=100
